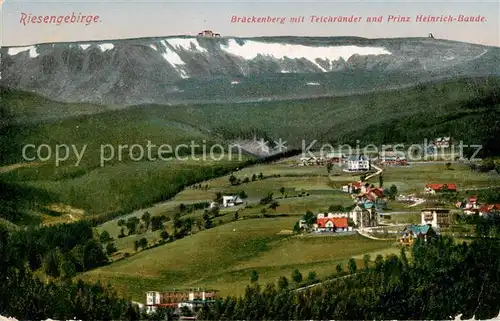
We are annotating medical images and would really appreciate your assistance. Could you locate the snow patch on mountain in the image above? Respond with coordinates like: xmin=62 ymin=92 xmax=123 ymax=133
xmin=167 ymin=38 xmax=207 ymax=52
xmin=98 ymin=43 xmax=114 ymax=52
xmin=221 ymin=39 xmax=391 ymax=72
xmin=80 ymin=44 xmax=91 ymax=50
xmin=7 ymin=46 xmax=38 ymax=58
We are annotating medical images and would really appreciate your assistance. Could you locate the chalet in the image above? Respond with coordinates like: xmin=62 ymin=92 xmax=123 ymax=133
xmin=222 ymin=195 xmax=243 ymax=207
xmin=316 ymin=214 xmax=350 ymax=232
xmin=342 ymin=181 xmax=362 ymax=193
xmin=197 ymin=30 xmax=221 ymax=37
xmin=347 ymin=155 xmax=370 ymax=172
xmin=400 ymin=224 xmax=437 ymax=246
xmin=456 ymin=196 xmax=479 ymax=215
xmin=434 ymin=137 xmax=451 ymax=148
xmin=421 ymin=208 xmax=451 ymax=228
xmin=478 ymin=204 xmax=500 ymax=216
xmin=424 ymin=183 xmax=457 ymax=194
xmin=146 ymin=288 xmax=217 ymax=314
xmin=210 ymin=195 xmax=243 ymax=208
xmin=379 ymin=151 xmax=408 ymax=166
xmin=356 ymin=186 xmax=387 ymax=210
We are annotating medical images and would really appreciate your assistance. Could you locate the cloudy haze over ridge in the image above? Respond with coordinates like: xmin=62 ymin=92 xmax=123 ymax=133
xmin=1 ymin=0 xmax=499 ymax=47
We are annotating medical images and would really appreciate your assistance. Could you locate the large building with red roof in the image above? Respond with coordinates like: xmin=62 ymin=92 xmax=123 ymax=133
xmin=315 ymin=213 xmax=351 ymax=232
xmin=424 ymin=183 xmax=457 ymax=194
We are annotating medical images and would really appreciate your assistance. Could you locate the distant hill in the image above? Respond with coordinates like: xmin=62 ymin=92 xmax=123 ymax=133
xmin=1 ymin=36 xmax=499 ymax=106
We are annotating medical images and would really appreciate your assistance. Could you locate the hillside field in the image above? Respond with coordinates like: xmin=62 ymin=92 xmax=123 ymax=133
xmin=82 ymin=218 xmax=396 ymax=301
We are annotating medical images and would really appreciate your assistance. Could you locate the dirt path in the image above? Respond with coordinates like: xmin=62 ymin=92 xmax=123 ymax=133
xmin=0 ymin=162 xmax=42 ymax=174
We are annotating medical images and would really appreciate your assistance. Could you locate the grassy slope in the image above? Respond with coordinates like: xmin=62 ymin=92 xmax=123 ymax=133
xmin=81 ymin=218 xmax=396 ymax=301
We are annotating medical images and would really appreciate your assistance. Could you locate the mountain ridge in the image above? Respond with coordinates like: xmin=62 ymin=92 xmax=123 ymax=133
xmin=1 ymin=36 xmax=499 ymax=106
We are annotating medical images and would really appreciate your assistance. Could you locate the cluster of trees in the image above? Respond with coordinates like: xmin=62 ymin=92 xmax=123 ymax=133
xmin=469 ymin=158 xmax=500 ymax=173
xmin=6 ymin=221 xmax=110 ymax=279
xmin=199 ymin=234 xmax=500 ymax=320
xmin=229 ymin=172 xmax=267 ymax=186
xmin=384 ymin=184 xmax=398 ymax=200
xmin=190 ymin=183 xmax=209 ymax=190
xmin=0 ymin=224 xmax=141 ymax=320
xmin=117 ymin=211 xmax=171 ymax=238
xmin=258 ymin=192 xmax=279 ymax=215
xmin=179 ymin=201 xmax=210 ymax=214
xmin=249 ymin=269 xmax=319 ymax=289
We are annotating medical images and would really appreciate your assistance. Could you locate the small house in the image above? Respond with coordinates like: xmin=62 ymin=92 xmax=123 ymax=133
xmin=400 ymin=224 xmax=436 ymax=245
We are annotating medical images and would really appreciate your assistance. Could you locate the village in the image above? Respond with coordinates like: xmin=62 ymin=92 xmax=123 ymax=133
xmin=97 ymin=137 xmax=500 ymax=318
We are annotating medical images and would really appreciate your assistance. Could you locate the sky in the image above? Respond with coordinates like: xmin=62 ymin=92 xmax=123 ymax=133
xmin=1 ymin=0 xmax=499 ymax=47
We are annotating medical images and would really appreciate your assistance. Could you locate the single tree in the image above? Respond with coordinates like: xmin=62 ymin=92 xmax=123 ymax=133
xmin=327 ymin=162 xmax=333 ymax=174
xmin=348 ymin=258 xmax=357 ymax=274
xmin=138 ymin=237 xmax=148 ymax=250
xmin=126 ymin=217 xmax=140 ymax=235
xmin=279 ymin=187 xmax=286 ymax=199
xmin=229 ymin=174 xmax=238 ymax=185
xmin=336 ymin=263 xmax=343 ymax=275
xmin=277 ymin=276 xmax=289 ymax=290
xmin=233 ymin=211 xmax=239 ymax=221
xmin=303 ymin=210 xmax=315 ymax=225
xmin=141 ymin=212 xmax=152 ymax=230
xmin=238 ymin=190 xmax=248 ymax=199
xmin=160 ymin=230 xmax=170 ymax=241
xmin=291 ymin=269 xmax=303 ymax=285
xmin=379 ymin=174 xmax=384 ymax=187
xmin=363 ymin=254 xmax=371 ymax=270
xmin=269 ymin=201 xmax=279 ymax=211
xmin=250 ymin=270 xmax=259 ymax=283
xmin=213 ymin=191 xmax=223 ymax=205
xmin=43 ymin=249 xmax=61 ymax=278
xmin=106 ymin=242 xmax=118 ymax=256
xmin=307 ymin=271 xmax=317 ymax=283
xmin=99 ymin=230 xmax=113 ymax=243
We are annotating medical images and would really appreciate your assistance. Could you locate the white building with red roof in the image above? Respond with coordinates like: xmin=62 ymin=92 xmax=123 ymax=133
xmin=315 ymin=213 xmax=352 ymax=232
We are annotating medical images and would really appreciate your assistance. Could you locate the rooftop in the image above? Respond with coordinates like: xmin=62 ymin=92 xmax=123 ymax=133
xmin=347 ymin=155 xmax=369 ymax=161
xmin=146 ymin=288 xmax=218 ymax=294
